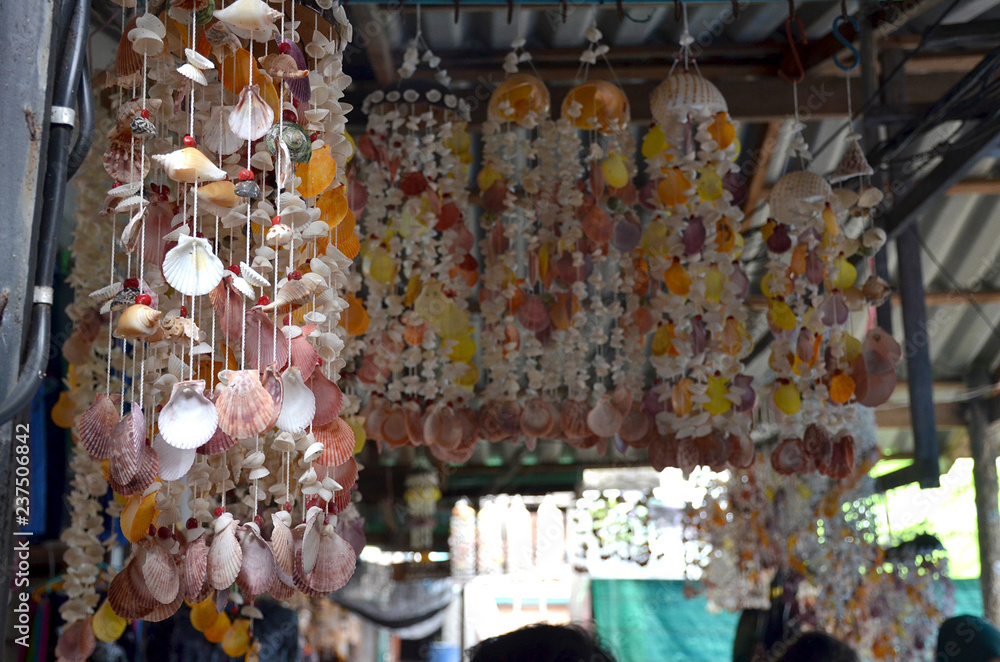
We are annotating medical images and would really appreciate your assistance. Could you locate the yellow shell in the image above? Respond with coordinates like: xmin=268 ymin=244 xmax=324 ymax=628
xmin=93 ymin=599 xmax=128 ymax=643
xmin=449 ymin=335 xmax=477 ymax=362
xmin=221 ymin=619 xmax=251 ymax=657
xmin=773 ymin=382 xmax=802 ymax=415
xmin=114 ymin=304 xmax=162 ymax=341
xmin=601 ymin=154 xmax=630 ymax=189
xmin=120 ymin=490 xmax=159 ymax=543
xmin=642 ymin=125 xmax=669 ymax=159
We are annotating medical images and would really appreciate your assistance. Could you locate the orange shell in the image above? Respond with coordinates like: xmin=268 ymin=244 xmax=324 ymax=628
xmin=338 ymin=293 xmax=369 ymax=335
xmin=318 ymin=186 xmax=349 ymax=228
xmin=488 ymin=73 xmax=551 ymax=126
xmin=560 ymin=80 xmax=631 ymax=133
xmin=296 ymin=146 xmax=337 ymax=198
xmin=315 ymin=418 xmax=356 ymax=467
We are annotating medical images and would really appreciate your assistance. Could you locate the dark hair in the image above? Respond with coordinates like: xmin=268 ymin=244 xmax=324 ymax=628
xmin=936 ymin=615 xmax=1000 ymax=661
xmin=468 ymin=624 xmax=617 ymax=662
xmin=775 ymin=632 xmax=860 ymax=662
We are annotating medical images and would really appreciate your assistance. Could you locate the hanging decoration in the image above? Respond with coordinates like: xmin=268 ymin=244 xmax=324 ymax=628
xmin=684 ymin=408 xmax=954 ymax=661
xmin=55 ymin=0 xmax=361 ymax=656
xmin=637 ymin=15 xmax=755 ymax=473
xmin=351 ymin=15 xmax=477 ymax=462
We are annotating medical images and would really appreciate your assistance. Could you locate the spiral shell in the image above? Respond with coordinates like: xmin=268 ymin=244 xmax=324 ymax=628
xmin=114 ymin=304 xmax=162 ymax=341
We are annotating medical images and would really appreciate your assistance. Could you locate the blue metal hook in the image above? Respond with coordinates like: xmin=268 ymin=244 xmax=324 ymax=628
xmin=832 ymin=15 xmax=861 ymax=71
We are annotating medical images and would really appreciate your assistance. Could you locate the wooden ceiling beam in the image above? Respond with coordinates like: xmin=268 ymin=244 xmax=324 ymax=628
xmin=421 ymin=71 xmax=968 ymax=124
xmin=741 ymin=120 xmax=782 ymax=227
xmin=746 ymin=289 xmax=1000 ymax=312
xmin=349 ymin=6 xmax=397 ymax=87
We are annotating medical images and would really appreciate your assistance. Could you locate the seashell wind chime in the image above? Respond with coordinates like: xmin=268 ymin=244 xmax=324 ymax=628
xmin=349 ymin=24 xmax=481 ymax=463
xmin=56 ymin=0 xmax=361 ymax=657
xmin=334 ymin=12 xmax=900 ymax=482
xmin=759 ymin=72 xmax=896 ymax=477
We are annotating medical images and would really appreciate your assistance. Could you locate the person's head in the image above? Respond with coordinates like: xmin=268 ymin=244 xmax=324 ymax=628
xmin=774 ymin=631 xmax=859 ymax=662
xmin=468 ymin=624 xmax=617 ymax=662
xmin=936 ymin=615 xmax=1000 ymax=662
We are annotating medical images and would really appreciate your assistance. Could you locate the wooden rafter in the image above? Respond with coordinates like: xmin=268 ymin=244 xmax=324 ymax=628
xmin=741 ymin=120 xmax=782 ymax=229
xmin=349 ymin=5 xmax=397 ymax=87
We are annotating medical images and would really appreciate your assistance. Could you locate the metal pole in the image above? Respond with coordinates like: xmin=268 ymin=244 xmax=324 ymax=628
xmin=0 ymin=0 xmax=58 ymax=647
xmin=967 ymin=363 xmax=1000 ymax=625
xmin=896 ymin=224 xmax=940 ymax=488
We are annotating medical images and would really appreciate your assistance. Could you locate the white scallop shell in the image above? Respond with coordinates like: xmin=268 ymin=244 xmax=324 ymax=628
xmin=229 ymin=85 xmax=274 ymax=141
xmin=158 ymin=380 xmax=219 ymax=450
xmin=302 ymin=441 xmax=325 ymax=463
xmin=177 ymin=63 xmax=208 ymax=86
xmin=108 ymin=181 xmax=142 ymax=198
xmin=239 ymin=262 xmax=270 ymax=288
xmin=231 ymin=275 xmax=255 ymax=299
xmin=152 ymin=434 xmax=196 ymax=481
xmin=202 ymin=106 xmax=244 ymax=157
xmin=185 ymin=48 xmax=214 ymax=70
xmin=162 ymin=235 xmax=225 ymax=297
xmin=276 ymin=367 xmax=315 ymax=434
xmin=128 ymin=27 xmax=164 ymax=56
xmin=247 ymin=467 xmax=270 ymax=480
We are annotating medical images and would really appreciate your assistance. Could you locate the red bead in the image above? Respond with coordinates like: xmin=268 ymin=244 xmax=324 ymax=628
xmin=254 ymin=514 xmax=264 ymax=527
xmin=258 ymin=295 xmax=271 ymax=306
xmin=288 ymin=270 xmax=302 ymax=281
xmin=278 ymin=41 xmax=291 ymax=54
xmin=283 ymin=501 xmax=293 ymax=512
xmin=282 ymin=109 xmax=297 ymax=123
xmin=140 ymin=108 xmax=150 ymax=119
xmin=135 ymin=293 xmax=152 ymax=306
xmin=309 ymin=132 xmax=319 ymax=142
xmin=316 ymin=357 xmax=323 ymax=366
xmin=148 ymin=524 xmax=157 ymax=537
xmin=124 ymin=277 xmax=140 ymax=288
xmin=213 ymin=506 xmax=224 ymax=517
xmin=271 ymin=215 xmax=282 ymax=226
xmin=183 ymin=134 xmax=197 ymax=148
xmin=180 ymin=306 xmax=189 ymax=317
xmin=157 ymin=526 xmax=171 ymax=539
xmin=185 ymin=517 xmax=198 ymax=530
xmin=238 ymin=168 xmax=254 ymax=181
xmin=282 ymin=314 xmax=293 ymax=325
xmin=228 ymin=264 xmax=241 ymax=276
xmin=112 ymin=181 xmax=122 ymax=189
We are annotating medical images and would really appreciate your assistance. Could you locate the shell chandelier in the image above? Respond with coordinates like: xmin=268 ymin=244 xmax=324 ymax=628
xmin=340 ymin=24 xmax=899 ymax=471
xmin=54 ymin=0 xmax=361 ymax=658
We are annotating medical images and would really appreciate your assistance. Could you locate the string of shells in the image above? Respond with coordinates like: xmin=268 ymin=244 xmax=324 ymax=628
xmin=54 ymin=0 xmax=362 ymax=657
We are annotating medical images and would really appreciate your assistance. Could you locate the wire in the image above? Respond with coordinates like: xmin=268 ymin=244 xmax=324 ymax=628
xmin=915 ymin=231 xmax=1000 ymax=346
xmin=807 ymin=0 xmax=966 ymax=167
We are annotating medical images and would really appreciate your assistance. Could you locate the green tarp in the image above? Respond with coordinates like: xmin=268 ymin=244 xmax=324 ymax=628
xmin=591 ymin=579 xmax=987 ymax=662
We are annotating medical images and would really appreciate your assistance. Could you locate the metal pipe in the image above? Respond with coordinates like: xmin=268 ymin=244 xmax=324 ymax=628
xmin=0 ymin=0 xmax=90 ymax=426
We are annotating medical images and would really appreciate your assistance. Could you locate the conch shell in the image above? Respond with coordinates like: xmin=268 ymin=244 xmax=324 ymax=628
xmin=255 ymin=278 xmax=320 ymax=315
xmin=114 ymin=304 xmax=163 ymax=341
xmin=152 ymin=147 xmax=227 ymax=184
xmin=213 ymin=0 xmax=282 ymax=38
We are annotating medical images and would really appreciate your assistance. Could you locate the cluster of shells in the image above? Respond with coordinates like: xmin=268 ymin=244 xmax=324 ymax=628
xmin=342 ymin=65 xmax=899 ymax=478
xmin=55 ymin=0 xmax=363 ymax=657
xmin=686 ymin=408 xmax=955 ymax=662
